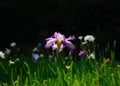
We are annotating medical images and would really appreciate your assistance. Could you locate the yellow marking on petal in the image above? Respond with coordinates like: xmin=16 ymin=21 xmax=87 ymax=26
xmin=57 ymin=39 xmax=62 ymax=51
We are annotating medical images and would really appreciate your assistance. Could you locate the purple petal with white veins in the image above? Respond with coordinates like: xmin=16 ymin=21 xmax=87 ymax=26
xmin=52 ymin=43 xmax=57 ymax=50
xmin=45 ymin=37 xmax=54 ymax=41
xmin=45 ymin=38 xmax=56 ymax=48
xmin=59 ymin=44 xmax=65 ymax=51
xmin=66 ymin=36 xmax=75 ymax=40
xmin=64 ymin=40 xmax=76 ymax=50
xmin=53 ymin=32 xmax=58 ymax=37
xmin=45 ymin=32 xmax=75 ymax=51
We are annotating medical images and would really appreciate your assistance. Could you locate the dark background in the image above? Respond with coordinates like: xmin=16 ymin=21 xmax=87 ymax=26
xmin=0 ymin=0 xmax=120 ymax=49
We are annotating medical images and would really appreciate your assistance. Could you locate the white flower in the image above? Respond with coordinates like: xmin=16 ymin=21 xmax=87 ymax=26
xmin=0 ymin=51 xmax=5 ymax=59
xmin=37 ymin=43 xmax=42 ymax=46
xmin=65 ymin=57 xmax=69 ymax=60
xmin=88 ymin=53 xmax=95 ymax=59
xmin=15 ymin=58 xmax=20 ymax=62
xmin=66 ymin=65 xmax=71 ymax=70
xmin=5 ymin=48 xmax=11 ymax=54
xmin=33 ymin=47 xmax=38 ymax=52
xmin=10 ymin=42 xmax=16 ymax=47
xmin=78 ymin=36 xmax=83 ymax=40
xmin=84 ymin=35 xmax=95 ymax=42
xmin=9 ymin=60 xmax=15 ymax=64
xmin=39 ymin=54 xmax=44 ymax=58
xmin=82 ymin=42 xmax=87 ymax=45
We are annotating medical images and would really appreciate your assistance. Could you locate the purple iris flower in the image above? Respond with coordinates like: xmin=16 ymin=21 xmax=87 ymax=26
xmin=78 ymin=50 xmax=87 ymax=57
xmin=33 ymin=54 xmax=39 ymax=62
xmin=45 ymin=32 xmax=76 ymax=51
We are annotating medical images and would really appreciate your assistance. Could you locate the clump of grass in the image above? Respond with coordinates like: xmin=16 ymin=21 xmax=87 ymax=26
xmin=0 ymin=33 xmax=120 ymax=86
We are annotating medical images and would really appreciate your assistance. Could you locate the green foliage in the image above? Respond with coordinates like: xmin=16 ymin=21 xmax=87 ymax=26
xmin=0 ymin=40 xmax=120 ymax=86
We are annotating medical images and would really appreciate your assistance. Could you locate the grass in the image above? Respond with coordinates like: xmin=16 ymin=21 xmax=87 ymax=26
xmin=0 ymin=38 xmax=120 ymax=86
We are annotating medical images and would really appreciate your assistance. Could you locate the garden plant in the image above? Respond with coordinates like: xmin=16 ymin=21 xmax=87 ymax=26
xmin=0 ymin=32 xmax=120 ymax=86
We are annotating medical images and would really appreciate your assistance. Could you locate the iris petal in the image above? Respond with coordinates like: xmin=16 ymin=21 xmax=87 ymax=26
xmin=52 ymin=43 xmax=57 ymax=50
xmin=59 ymin=44 xmax=65 ymax=51
xmin=64 ymin=40 xmax=76 ymax=50
xmin=66 ymin=36 xmax=75 ymax=40
xmin=45 ymin=32 xmax=75 ymax=51
xmin=45 ymin=39 xmax=56 ymax=48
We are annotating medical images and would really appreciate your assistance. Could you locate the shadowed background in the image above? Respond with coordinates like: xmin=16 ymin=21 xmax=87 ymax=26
xmin=0 ymin=0 xmax=120 ymax=50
